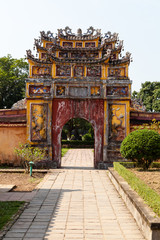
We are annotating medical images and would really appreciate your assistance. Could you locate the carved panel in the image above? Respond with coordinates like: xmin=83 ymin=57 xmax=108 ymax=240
xmin=86 ymin=66 xmax=101 ymax=77
xmin=107 ymin=86 xmax=128 ymax=97
xmin=32 ymin=66 xmax=51 ymax=77
xmin=59 ymin=52 xmax=68 ymax=58
xmin=85 ymin=42 xmax=95 ymax=48
xmin=69 ymin=87 xmax=88 ymax=97
xmin=76 ymin=42 xmax=82 ymax=48
xmin=31 ymin=104 xmax=48 ymax=142
xmin=106 ymin=44 xmax=112 ymax=49
xmin=109 ymin=104 xmax=126 ymax=143
xmin=71 ymin=52 xmax=86 ymax=58
xmin=89 ymin=52 xmax=99 ymax=58
xmin=29 ymin=85 xmax=51 ymax=96
xmin=74 ymin=66 xmax=84 ymax=77
xmin=41 ymin=53 xmax=47 ymax=59
xmin=91 ymin=87 xmax=100 ymax=96
xmin=108 ymin=67 xmax=126 ymax=78
xmin=56 ymin=86 xmax=65 ymax=96
xmin=56 ymin=65 xmax=71 ymax=76
xmin=71 ymin=52 xmax=99 ymax=59
xmin=46 ymin=43 xmax=53 ymax=49
xmin=62 ymin=42 xmax=73 ymax=47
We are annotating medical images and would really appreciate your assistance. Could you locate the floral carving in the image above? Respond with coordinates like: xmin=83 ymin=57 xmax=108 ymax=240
xmin=56 ymin=86 xmax=65 ymax=96
xmin=74 ymin=66 xmax=84 ymax=77
xmin=56 ymin=65 xmax=71 ymax=76
xmin=87 ymin=66 xmax=101 ymax=77
xmin=107 ymin=87 xmax=128 ymax=97
xmin=109 ymin=105 xmax=125 ymax=142
xmin=31 ymin=104 xmax=48 ymax=142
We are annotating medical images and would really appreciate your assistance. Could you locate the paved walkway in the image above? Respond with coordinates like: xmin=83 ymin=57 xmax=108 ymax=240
xmin=3 ymin=149 xmax=145 ymax=240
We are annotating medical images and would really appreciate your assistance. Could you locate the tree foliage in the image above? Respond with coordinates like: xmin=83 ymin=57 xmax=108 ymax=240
xmin=0 ymin=55 xmax=28 ymax=109
xmin=133 ymin=119 xmax=160 ymax=132
xmin=132 ymin=81 xmax=160 ymax=112
xmin=62 ymin=118 xmax=94 ymax=141
xmin=120 ymin=129 xmax=160 ymax=169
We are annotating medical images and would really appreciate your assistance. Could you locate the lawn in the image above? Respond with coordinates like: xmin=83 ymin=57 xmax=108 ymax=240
xmin=0 ymin=201 xmax=24 ymax=230
xmin=61 ymin=148 xmax=69 ymax=157
xmin=114 ymin=162 xmax=160 ymax=217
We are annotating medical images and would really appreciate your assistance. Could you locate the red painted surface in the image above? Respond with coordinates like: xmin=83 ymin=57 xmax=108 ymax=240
xmin=52 ymin=99 xmax=104 ymax=168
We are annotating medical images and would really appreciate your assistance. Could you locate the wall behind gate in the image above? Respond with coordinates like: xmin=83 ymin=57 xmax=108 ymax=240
xmin=52 ymin=99 xmax=104 ymax=168
xmin=0 ymin=125 xmax=26 ymax=165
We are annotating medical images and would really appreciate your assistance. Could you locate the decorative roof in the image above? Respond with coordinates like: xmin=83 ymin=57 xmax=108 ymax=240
xmin=11 ymin=98 xmax=27 ymax=110
xmin=40 ymin=26 xmax=119 ymax=42
xmin=26 ymin=50 xmax=52 ymax=64
xmin=34 ymin=39 xmax=123 ymax=53
xmin=26 ymin=48 xmax=131 ymax=65
xmin=109 ymin=52 xmax=131 ymax=65
xmin=26 ymin=27 xmax=132 ymax=79
xmin=130 ymin=98 xmax=146 ymax=112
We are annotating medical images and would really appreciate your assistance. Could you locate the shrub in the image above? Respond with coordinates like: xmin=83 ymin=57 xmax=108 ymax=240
xmin=14 ymin=143 xmax=46 ymax=173
xmin=82 ymin=133 xmax=92 ymax=141
xmin=120 ymin=129 xmax=160 ymax=169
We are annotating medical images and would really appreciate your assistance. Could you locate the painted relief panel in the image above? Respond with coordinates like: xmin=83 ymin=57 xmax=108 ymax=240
xmin=74 ymin=66 xmax=84 ymax=77
xmin=31 ymin=104 xmax=48 ymax=142
xmin=29 ymin=85 xmax=51 ymax=96
xmin=41 ymin=53 xmax=47 ymax=59
xmin=71 ymin=52 xmax=86 ymax=59
xmin=46 ymin=43 xmax=53 ymax=49
xmin=76 ymin=42 xmax=82 ymax=48
xmin=59 ymin=52 xmax=68 ymax=58
xmin=62 ymin=42 xmax=73 ymax=48
xmin=71 ymin=52 xmax=98 ymax=59
xmin=56 ymin=86 xmax=65 ymax=96
xmin=91 ymin=87 xmax=100 ymax=96
xmin=109 ymin=104 xmax=126 ymax=142
xmin=107 ymin=86 xmax=128 ymax=97
xmin=85 ymin=42 xmax=95 ymax=48
xmin=108 ymin=67 xmax=126 ymax=78
xmin=87 ymin=66 xmax=101 ymax=77
xmin=32 ymin=66 xmax=51 ymax=77
xmin=56 ymin=65 xmax=71 ymax=77
xmin=106 ymin=44 xmax=112 ymax=49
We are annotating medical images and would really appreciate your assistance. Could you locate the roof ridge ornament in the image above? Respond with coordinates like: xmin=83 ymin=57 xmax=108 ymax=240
xmin=58 ymin=26 xmax=75 ymax=36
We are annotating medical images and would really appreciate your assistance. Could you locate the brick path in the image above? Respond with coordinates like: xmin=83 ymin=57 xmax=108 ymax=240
xmin=3 ymin=149 xmax=145 ymax=240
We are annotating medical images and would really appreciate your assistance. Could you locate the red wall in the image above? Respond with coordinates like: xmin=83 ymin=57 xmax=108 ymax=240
xmin=52 ymin=99 xmax=104 ymax=167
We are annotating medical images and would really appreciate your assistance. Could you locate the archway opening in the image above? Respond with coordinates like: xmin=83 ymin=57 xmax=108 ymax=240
xmin=61 ymin=118 xmax=94 ymax=168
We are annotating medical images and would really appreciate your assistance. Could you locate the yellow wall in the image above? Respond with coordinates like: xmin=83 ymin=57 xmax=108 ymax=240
xmin=103 ymin=99 xmax=130 ymax=146
xmin=0 ymin=126 xmax=26 ymax=166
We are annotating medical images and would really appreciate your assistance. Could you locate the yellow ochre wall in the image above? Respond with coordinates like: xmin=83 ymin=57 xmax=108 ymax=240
xmin=0 ymin=126 xmax=26 ymax=166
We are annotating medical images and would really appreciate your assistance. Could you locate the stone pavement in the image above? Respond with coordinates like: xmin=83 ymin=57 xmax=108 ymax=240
xmin=3 ymin=149 xmax=145 ymax=240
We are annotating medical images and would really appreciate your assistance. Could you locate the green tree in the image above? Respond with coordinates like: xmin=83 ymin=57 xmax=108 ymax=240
xmin=132 ymin=81 xmax=160 ymax=112
xmin=0 ymin=55 xmax=28 ymax=109
xmin=62 ymin=118 xmax=94 ymax=140
xmin=120 ymin=129 xmax=160 ymax=169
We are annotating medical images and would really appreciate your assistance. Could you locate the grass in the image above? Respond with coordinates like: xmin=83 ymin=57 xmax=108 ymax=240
xmin=61 ymin=148 xmax=70 ymax=157
xmin=114 ymin=162 xmax=160 ymax=217
xmin=0 ymin=201 xmax=24 ymax=230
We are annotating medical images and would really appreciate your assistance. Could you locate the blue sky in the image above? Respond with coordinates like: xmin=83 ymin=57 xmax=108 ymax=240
xmin=0 ymin=0 xmax=159 ymax=92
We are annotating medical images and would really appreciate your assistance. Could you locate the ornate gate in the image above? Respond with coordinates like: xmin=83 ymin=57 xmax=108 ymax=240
xmin=26 ymin=27 xmax=132 ymax=168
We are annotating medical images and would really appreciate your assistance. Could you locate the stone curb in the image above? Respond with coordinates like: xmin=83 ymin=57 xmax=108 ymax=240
xmin=108 ymin=168 xmax=160 ymax=240
xmin=0 ymin=171 xmax=52 ymax=239
xmin=0 ymin=169 xmax=48 ymax=173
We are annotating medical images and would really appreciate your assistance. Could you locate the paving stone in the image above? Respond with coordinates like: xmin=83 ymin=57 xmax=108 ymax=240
xmin=3 ymin=149 xmax=146 ymax=240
